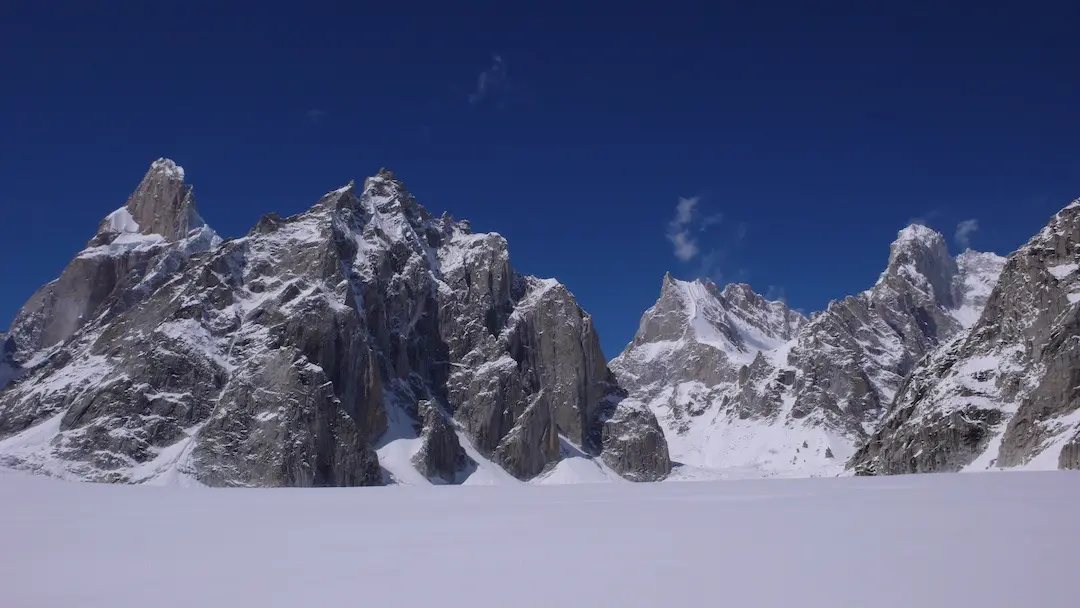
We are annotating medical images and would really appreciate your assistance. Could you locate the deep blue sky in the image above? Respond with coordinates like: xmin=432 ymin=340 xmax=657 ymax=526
xmin=2 ymin=1 xmax=1079 ymax=358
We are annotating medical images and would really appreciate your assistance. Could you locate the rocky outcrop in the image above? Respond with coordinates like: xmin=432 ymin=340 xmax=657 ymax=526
xmin=851 ymin=200 xmax=1080 ymax=474
xmin=1060 ymin=432 xmax=1080 ymax=469
xmin=411 ymin=400 xmax=470 ymax=483
xmin=0 ymin=161 xmax=670 ymax=485
xmin=491 ymin=391 xmax=559 ymax=480
xmin=613 ymin=225 xmax=1005 ymax=475
xmin=598 ymin=395 xmax=672 ymax=481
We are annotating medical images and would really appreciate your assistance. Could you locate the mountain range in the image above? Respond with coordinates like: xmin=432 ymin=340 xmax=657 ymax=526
xmin=0 ymin=160 xmax=668 ymax=486
xmin=1 ymin=159 xmax=1077 ymax=485
xmin=611 ymin=225 xmax=1008 ymax=477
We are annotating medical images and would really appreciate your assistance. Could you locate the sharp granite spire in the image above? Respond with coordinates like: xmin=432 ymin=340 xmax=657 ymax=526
xmin=100 ymin=158 xmax=209 ymax=243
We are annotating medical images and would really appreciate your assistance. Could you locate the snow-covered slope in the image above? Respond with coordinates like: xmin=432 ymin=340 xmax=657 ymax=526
xmin=613 ymin=226 xmax=1006 ymax=477
xmin=0 ymin=161 xmax=670 ymax=486
xmin=2 ymin=468 xmax=1077 ymax=608
xmin=952 ymin=250 xmax=1008 ymax=328
xmin=852 ymin=199 xmax=1080 ymax=474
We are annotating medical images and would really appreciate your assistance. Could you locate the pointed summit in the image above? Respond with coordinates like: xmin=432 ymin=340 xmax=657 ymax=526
xmin=660 ymin=271 xmax=679 ymax=294
xmin=148 ymin=157 xmax=185 ymax=181
xmin=878 ymin=224 xmax=958 ymax=308
xmin=117 ymin=158 xmax=207 ymax=242
xmin=721 ymin=282 xmax=762 ymax=304
xmin=889 ymin=224 xmax=950 ymax=264
xmin=364 ymin=167 xmax=405 ymax=195
xmin=361 ymin=168 xmax=432 ymax=223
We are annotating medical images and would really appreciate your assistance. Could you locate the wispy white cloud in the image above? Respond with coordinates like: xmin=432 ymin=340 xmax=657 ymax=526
xmin=673 ymin=196 xmax=698 ymax=225
xmin=696 ymin=249 xmax=726 ymax=283
xmin=669 ymin=231 xmax=699 ymax=262
xmin=666 ymin=196 xmax=752 ymax=286
xmin=908 ymin=209 xmax=942 ymax=227
xmin=468 ymin=55 xmax=507 ymax=105
xmin=955 ymin=218 xmax=979 ymax=249
xmin=667 ymin=196 xmax=701 ymax=261
xmin=305 ymin=108 xmax=327 ymax=123
xmin=765 ymin=285 xmax=786 ymax=303
xmin=735 ymin=222 xmax=748 ymax=243
xmin=699 ymin=212 xmax=724 ymax=231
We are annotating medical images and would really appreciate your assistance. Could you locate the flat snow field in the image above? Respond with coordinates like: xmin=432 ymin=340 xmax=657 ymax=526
xmin=1 ymin=470 xmax=1077 ymax=607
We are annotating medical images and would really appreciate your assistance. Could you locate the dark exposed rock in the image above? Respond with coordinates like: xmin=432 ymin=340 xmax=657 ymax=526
xmin=411 ymin=400 xmax=470 ymax=483
xmin=599 ymin=396 xmax=671 ymax=481
xmin=492 ymin=391 xmax=559 ymax=480
xmin=1059 ymin=432 xmax=1080 ymax=469
xmin=251 ymin=212 xmax=285 ymax=235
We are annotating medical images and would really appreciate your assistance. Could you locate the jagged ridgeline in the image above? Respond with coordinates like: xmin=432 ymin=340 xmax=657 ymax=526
xmin=613 ymin=198 xmax=1080 ymax=477
xmin=0 ymin=159 xmax=671 ymax=485
xmin=851 ymin=200 xmax=1080 ymax=474
xmin=612 ymin=225 xmax=1008 ymax=476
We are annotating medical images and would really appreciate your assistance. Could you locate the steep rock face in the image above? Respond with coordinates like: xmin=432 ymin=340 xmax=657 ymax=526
xmin=0 ymin=161 xmax=670 ymax=485
xmin=862 ymin=225 xmax=963 ymax=371
xmin=411 ymin=400 xmax=470 ymax=483
xmin=0 ymin=334 xmax=16 ymax=389
xmin=5 ymin=159 xmax=218 ymax=361
xmin=850 ymin=200 xmax=1080 ymax=474
xmin=118 ymin=158 xmax=206 ymax=242
xmin=613 ymin=226 xmax=1004 ymax=476
xmin=782 ymin=231 xmax=1008 ymax=438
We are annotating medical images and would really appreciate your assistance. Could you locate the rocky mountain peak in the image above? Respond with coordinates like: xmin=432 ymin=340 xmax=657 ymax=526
xmin=5 ymin=160 xmax=221 ymax=360
xmin=851 ymin=197 xmax=1080 ymax=476
xmin=633 ymin=275 xmax=695 ymax=345
xmin=720 ymin=282 xmax=756 ymax=301
xmin=149 ymin=157 xmax=185 ymax=180
xmin=720 ymin=282 xmax=806 ymax=341
xmin=1025 ymin=198 xmax=1080 ymax=252
xmin=657 ymin=271 xmax=682 ymax=296
xmin=363 ymin=168 xmax=400 ymax=194
xmin=359 ymin=168 xmax=433 ymax=226
xmin=632 ymin=275 xmax=805 ymax=351
xmin=878 ymin=224 xmax=958 ymax=308
xmin=112 ymin=158 xmax=208 ymax=243
xmin=653 ymin=275 xmax=704 ymax=308
xmin=657 ymin=275 xmax=726 ymax=304
xmin=890 ymin=223 xmax=945 ymax=255
xmin=722 ymin=281 xmax=778 ymax=311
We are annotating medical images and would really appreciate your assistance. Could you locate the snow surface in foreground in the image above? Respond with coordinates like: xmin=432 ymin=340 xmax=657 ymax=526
xmin=1 ymin=470 xmax=1076 ymax=608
